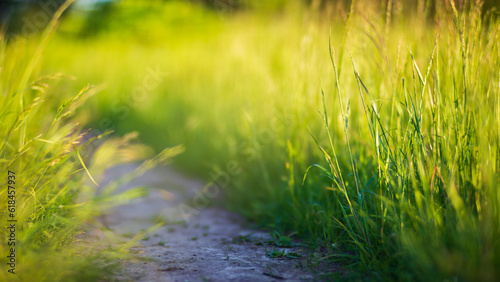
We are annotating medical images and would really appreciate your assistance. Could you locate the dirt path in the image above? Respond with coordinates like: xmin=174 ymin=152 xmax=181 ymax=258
xmin=90 ymin=164 xmax=332 ymax=281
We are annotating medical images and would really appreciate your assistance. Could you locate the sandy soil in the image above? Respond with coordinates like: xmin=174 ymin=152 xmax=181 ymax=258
xmin=87 ymin=164 xmax=336 ymax=281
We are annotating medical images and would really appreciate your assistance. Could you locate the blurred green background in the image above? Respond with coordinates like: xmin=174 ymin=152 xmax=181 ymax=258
xmin=2 ymin=0 xmax=500 ymax=280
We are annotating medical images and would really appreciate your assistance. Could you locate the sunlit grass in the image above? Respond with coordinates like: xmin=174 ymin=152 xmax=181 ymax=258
xmin=0 ymin=2 xmax=183 ymax=280
xmin=6 ymin=0 xmax=499 ymax=280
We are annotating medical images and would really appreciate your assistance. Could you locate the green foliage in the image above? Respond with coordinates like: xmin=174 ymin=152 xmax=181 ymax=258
xmin=0 ymin=2 xmax=183 ymax=280
xmin=12 ymin=0 xmax=500 ymax=280
xmin=263 ymin=231 xmax=296 ymax=247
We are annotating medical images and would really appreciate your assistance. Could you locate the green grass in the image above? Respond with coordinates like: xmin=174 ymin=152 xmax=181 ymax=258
xmin=0 ymin=2 xmax=183 ymax=280
xmin=4 ymin=0 xmax=500 ymax=280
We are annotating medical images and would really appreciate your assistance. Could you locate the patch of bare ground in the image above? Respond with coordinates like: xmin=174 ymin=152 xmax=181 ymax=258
xmin=83 ymin=164 xmax=342 ymax=281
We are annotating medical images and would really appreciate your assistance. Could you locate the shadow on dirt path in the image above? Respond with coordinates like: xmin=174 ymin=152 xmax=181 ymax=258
xmin=89 ymin=164 xmax=338 ymax=281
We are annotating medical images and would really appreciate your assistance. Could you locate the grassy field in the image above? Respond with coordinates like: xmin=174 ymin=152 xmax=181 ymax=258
xmin=0 ymin=2 xmax=183 ymax=280
xmin=2 ymin=0 xmax=500 ymax=280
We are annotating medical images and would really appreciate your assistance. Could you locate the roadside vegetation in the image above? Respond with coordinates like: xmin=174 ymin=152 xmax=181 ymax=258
xmin=2 ymin=0 xmax=499 ymax=280
xmin=0 ymin=2 xmax=182 ymax=280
